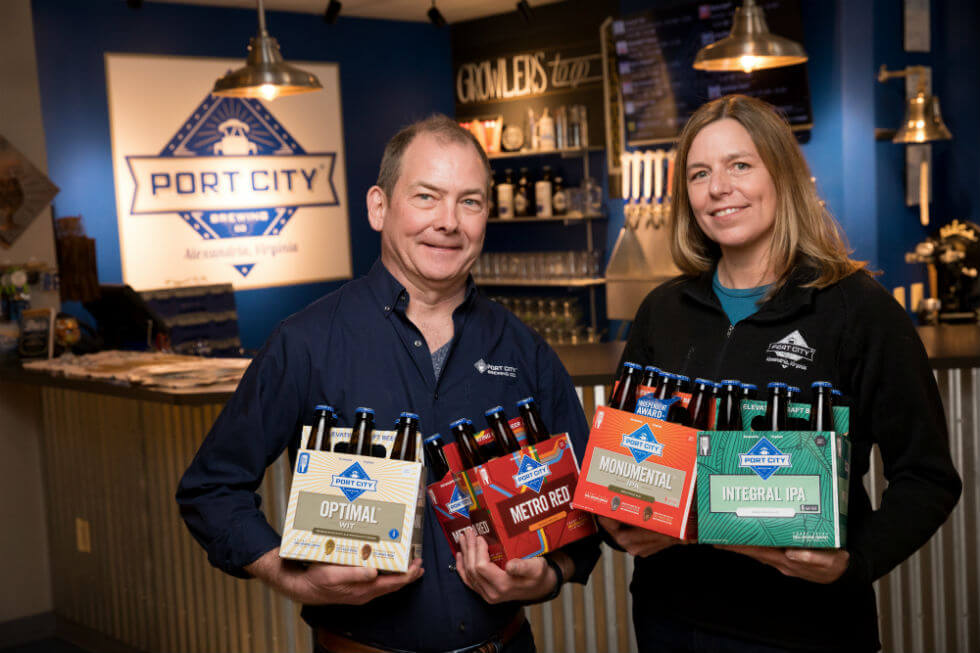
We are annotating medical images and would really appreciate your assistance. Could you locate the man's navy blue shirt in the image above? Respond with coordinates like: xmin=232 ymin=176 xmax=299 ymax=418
xmin=177 ymin=260 xmax=597 ymax=651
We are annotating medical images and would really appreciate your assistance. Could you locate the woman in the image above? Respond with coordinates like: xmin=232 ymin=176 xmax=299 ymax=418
xmin=600 ymin=95 xmax=961 ymax=652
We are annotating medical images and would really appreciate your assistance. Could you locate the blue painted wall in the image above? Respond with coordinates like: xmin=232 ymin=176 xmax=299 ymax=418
xmin=32 ymin=0 xmax=453 ymax=350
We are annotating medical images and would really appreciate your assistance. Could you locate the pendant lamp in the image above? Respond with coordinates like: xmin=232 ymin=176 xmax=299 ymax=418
xmin=212 ymin=0 xmax=322 ymax=101
xmin=693 ymin=0 xmax=807 ymax=74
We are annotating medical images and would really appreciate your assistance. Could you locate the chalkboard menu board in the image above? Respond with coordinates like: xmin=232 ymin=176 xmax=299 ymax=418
xmin=613 ymin=0 xmax=812 ymax=145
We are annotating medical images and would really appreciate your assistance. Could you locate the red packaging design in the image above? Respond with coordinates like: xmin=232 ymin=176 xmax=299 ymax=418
xmin=428 ymin=417 xmax=597 ymax=565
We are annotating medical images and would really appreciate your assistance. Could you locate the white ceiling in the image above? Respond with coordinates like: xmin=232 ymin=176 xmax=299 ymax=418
xmin=146 ymin=0 xmax=563 ymax=24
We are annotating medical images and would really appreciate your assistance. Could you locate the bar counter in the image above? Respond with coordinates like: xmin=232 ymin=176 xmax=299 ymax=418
xmin=3 ymin=324 xmax=978 ymax=653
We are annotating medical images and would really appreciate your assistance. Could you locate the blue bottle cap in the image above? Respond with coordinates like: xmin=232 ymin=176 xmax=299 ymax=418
xmin=423 ymin=433 xmax=443 ymax=444
xmin=831 ymin=389 xmax=842 ymax=396
xmin=623 ymin=361 xmax=643 ymax=370
xmin=675 ymin=374 xmax=691 ymax=382
xmin=811 ymin=381 xmax=834 ymax=389
xmin=644 ymin=366 xmax=660 ymax=372
xmin=767 ymin=382 xmax=788 ymax=389
xmin=719 ymin=379 xmax=741 ymax=387
xmin=399 ymin=412 xmax=420 ymax=419
xmin=355 ymin=407 xmax=375 ymax=415
xmin=449 ymin=418 xmax=472 ymax=428
xmin=516 ymin=397 xmax=535 ymax=407
xmin=694 ymin=377 xmax=716 ymax=386
xmin=741 ymin=383 xmax=758 ymax=390
xmin=314 ymin=404 xmax=334 ymax=412
xmin=788 ymin=386 xmax=800 ymax=393
xmin=484 ymin=406 xmax=505 ymax=416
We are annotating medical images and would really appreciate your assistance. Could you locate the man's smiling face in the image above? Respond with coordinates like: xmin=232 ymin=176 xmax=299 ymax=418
xmin=371 ymin=132 xmax=489 ymax=291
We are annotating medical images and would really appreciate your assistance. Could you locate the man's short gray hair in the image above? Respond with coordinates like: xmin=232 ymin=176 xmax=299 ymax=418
xmin=376 ymin=114 xmax=492 ymax=198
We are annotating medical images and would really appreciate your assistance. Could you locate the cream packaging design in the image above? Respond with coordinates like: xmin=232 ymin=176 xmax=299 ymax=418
xmin=280 ymin=427 xmax=425 ymax=572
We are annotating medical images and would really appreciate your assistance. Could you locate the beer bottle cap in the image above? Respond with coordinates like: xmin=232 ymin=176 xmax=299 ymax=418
xmin=742 ymin=383 xmax=758 ymax=390
xmin=399 ymin=412 xmax=420 ymax=420
xmin=623 ymin=362 xmax=643 ymax=370
xmin=767 ymin=382 xmax=788 ymax=389
xmin=484 ymin=406 xmax=505 ymax=417
xmin=811 ymin=381 xmax=834 ymax=389
xmin=516 ymin=397 xmax=536 ymax=407
xmin=424 ymin=433 xmax=443 ymax=444
xmin=449 ymin=417 xmax=472 ymax=429
xmin=644 ymin=366 xmax=660 ymax=372
xmin=788 ymin=386 xmax=800 ymax=393
xmin=355 ymin=407 xmax=375 ymax=415
xmin=675 ymin=374 xmax=691 ymax=382
xmin=314 ymin=404 xmax=334 ymax=412
xmin=831 ymin=389 xmax=842 ymax=396
xmin=719 ymin=379 xmax=741 ymax=387
xmin=694 ymin=378 xmax=716 ymax=387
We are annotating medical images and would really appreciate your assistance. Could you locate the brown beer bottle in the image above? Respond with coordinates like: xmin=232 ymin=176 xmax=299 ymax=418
xmin=689 ymin=379 xmax=718 ymax=430
xmin=810 ymin=382 xmax=835 ymax=431
xmin=348 ymin=407 xmax=376 ymax=456
xmin=715 ymin=380 xmax=743 ymax=430
xmin=308 ymin=404 xmax=336 ymax=450
xmin=764 ymin=383 xmax=789 ymax=431
xmin=391 ymin=411 xmax=420 ymax=461
xmin=485 ymin=406 xmax=522 ymax=455
xmin=641 ymin=366 xmax=661 ymax=391
xmin=423 ymin=434 xmax=450 ymax=482
xmin=516 ymin=397 xmax=549 ymax=445
xmin=450 ymin=418 xmax=484 ymax=469
xmin=740 ymin=383 xmax=758 ymax=401
xmin=609 ymin=362 xmax=643 ymax=412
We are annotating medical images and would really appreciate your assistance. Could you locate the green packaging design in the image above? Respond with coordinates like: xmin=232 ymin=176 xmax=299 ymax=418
xmin=696 ymin=401 xmax=851 ymax=548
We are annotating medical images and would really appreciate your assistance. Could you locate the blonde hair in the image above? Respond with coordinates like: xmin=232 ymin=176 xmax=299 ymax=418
xmin=668 ymin=94 xmax=866 ymax=291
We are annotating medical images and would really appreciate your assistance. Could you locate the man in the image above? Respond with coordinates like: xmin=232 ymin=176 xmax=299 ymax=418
xmin=177 ymin=115 xmax=599 ymax=653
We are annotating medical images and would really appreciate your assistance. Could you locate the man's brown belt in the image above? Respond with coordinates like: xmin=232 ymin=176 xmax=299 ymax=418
xmin=315 ymin=611 xmax=526 ymax=653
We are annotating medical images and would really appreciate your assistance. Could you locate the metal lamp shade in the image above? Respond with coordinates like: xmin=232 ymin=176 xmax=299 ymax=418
xmin=693 ymin=0 xmax=807 ymax=73
xmin=893 ymin=92 xmax=953 ymax=143
xmin=212 ymin=34 xmax=321 ymax=100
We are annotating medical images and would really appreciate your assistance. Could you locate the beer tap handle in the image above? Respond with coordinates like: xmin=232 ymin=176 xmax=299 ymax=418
xmin=642 ymin=150 xmax=655 ymax=227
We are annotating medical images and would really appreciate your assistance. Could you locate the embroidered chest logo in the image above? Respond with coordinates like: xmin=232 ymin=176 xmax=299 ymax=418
xmin=125 ymin=95 xmax=338 ymax=278
xmin=739 ymin=438 xmax=791 ymax=480
xmin=473 ymin=358 xmax=519 ymax=379
xmin=330 ymin=462 xmax=377 ymax=501
xmin=512 ymin=455 xmax=552 ymax=493
xmin=621 ymin=424 xmax=665 ymax=464
xmin=765 ymin=329 xmax=815 ymax=370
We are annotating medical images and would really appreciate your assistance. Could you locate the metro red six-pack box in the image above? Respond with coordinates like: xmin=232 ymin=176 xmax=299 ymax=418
xmin=428 ymin=417 xmax=596 ymax=567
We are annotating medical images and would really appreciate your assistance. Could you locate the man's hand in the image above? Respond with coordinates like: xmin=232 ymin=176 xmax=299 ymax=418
xmin=598 ymin=516 xmax=684 ymax=557
xmin=245 ymin=548 xmax=424 ymax=605
xmin=715 ymin=545 xmax=849 ymax=584
xmin=454 ymin=529 xmax=563 ymax=604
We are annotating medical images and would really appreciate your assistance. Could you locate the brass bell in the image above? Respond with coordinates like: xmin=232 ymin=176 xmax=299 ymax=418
xmin=892 ymin=92 xmax=953 ymax=144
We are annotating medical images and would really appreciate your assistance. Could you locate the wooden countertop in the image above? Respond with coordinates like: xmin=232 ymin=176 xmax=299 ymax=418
xmin=4 ymin=324 xmax=977 ymax=404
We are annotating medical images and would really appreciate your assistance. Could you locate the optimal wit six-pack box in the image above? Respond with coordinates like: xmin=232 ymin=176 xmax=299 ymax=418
xmin=696 ymin=401 xmax=851 ymax=548
xmin=279 ymin=427 xmax=425 ymax=572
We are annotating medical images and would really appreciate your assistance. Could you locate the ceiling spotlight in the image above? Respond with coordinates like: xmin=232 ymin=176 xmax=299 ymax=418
xmin=516 ymin=0 xmax=533 ymax=23
xmin=323 ymin=0 xmax=341 ymax=24
xmin=428 ymin=1 xmax=447 ymax=28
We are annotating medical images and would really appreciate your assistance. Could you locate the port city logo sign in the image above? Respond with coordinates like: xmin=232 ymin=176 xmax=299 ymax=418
xmin=107 ymin=55 xmax=351 ymax=290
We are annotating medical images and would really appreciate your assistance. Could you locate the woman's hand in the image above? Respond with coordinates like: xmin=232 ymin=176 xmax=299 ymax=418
xmin=715 ymin=545 xmax=850 ymax=584
xmin=598 ymin=516 xmax=684 ymax=557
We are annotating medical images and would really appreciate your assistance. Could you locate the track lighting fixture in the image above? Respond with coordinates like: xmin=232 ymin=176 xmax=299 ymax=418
xmin=428 ymin=1 xmax=447 ymax=28
xmin=323 ymin=0 xmax=341 ymax=24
